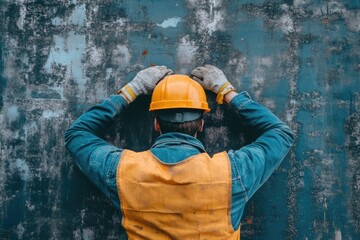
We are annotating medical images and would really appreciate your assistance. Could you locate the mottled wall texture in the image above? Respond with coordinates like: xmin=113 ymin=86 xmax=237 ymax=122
xmin=0 ymin=0 xmax=359 ymax=239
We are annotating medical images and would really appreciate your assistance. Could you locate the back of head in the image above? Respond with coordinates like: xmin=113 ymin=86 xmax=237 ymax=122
xmin=149 ymin=74 xmax=210 ymax=135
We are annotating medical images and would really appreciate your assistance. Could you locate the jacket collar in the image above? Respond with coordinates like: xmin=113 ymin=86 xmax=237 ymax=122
xmin=151 ymin=132 xmax=206 ymax=152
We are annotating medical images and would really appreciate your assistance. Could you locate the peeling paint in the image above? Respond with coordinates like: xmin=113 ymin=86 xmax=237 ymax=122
xmin=278 ymin=14 xmax=295 ymax=34
xmin=176 ymin=35 xmax=198 ymax=73
xmin=68 ymin=4 xmax=86 ymax=27
xmin=42 ymin=110 xmax=63 ymax=119
xmin=251 ymin=57 xmax=273 ymax=99
xmin=6 ymin=106 xmax=19 ymax=123
xmin=111 ymin=45 xmax=131 ymax=70
xmin=156 ymin=17 xmax=182 ymax=28
xmin=44 ymin=31 xmax=86 ymax=97
xmin=16 ymin=4 xmax=26 ymax=30
xmin=14 ymin=159 xmax=31 ymax=181
xmin=335 ymin=229 xmax=342 ymax=240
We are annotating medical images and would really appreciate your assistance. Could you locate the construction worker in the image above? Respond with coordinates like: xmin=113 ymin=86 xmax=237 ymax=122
xmin=65 ymin=64 xmax=294 ymax=239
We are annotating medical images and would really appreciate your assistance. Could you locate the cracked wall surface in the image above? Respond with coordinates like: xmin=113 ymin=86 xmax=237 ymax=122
xmin=0 ymin=0 xmax=359 ymax=239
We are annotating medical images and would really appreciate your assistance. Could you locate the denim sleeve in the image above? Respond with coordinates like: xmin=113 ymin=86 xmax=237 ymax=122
xmin=64 ymin=94 xmax=128 ymax=209
xmin=228 ymin=91 xmax=294 ymax=201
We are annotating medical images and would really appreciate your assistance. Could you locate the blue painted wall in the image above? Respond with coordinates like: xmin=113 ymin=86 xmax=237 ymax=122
xmin=0 ymin=0 xmax=359 ymax=239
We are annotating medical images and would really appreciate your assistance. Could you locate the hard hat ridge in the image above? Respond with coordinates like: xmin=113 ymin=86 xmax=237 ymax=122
xmin=149 ymin=74 xmax=210 ymax=113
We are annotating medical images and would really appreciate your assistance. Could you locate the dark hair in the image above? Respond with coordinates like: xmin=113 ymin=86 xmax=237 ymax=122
xmin=157 ymin=117 xmax=203 ymax=136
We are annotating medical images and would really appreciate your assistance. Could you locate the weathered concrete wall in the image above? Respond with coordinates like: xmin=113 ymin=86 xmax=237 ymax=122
xmin=0 ymin=0 xmax=359 ymax=239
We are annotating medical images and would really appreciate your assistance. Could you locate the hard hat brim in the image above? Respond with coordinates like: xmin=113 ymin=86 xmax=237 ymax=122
xmin=156 ymin=111 xmax=203 ymax=123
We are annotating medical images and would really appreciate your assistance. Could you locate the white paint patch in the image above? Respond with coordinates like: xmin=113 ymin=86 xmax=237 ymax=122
xmin=251 ymin=57 xmax=273 ymax=99
xmin=257 ymin=57 xmax=272 ymax=67
xmin=81 ymin=209 xmax=86 ymax=224
xmin=25 ymin=200 xmax=35 ymax=211
xmin=51 ymin=4 xmax=86 ymax=27
xmin=308 ymin=154 xmax=338 ymax=204
xmin=15 ymin=159 xmax=31 ymax=181
xmin=293 ymin=0 xmax=309 ymax=8
xmin=52 ymin=17 xmax=63 ymax=26
xmin=228 ymin=56 xmax=247 ymax=75
xmin=280 ymin=4 xmax=289 ymax=11
xmin=88 ymin=46 xmax=105 ymax=67
xmin=73 ymin=229 xmax=81 ymax=239
xmin=187 ymin=0 xmax=225 ymax=35
xmin=278 ymin=14 xmax=295 ymax=34
xmin=82 ymin=228 xmax=94 ymax=240
xmin=111 ymin=45 xmax=131 ymax=70
xmin=285 ymin=100 xmax=300 ymax=124
xmin=42 ymin=110 xmax=64 ymax=119
xmin=116 ymin=18 xmax=128 ymax=27
xmin=95 ymin=82 xmax=107 ymax=100
xmin=328 ymin=1 xmax=345 ymax=15
xmin=16 ymin=223 xmax=25 ymax=239
xmin=7 ymin=106 xmax=19 ymax=123
xmin=25 ymin=122 xmax=38 ymax=138
xmin=354 ymin=93 xmax=360 ymax=112
xmin=105 ymin=68 xmax=113 ymax=81
xmin=0 ymin=113 xmax=3 ymax=126
xmin=176 ymin=35 xmax=198 ymax=73
xmin=44 ymin=31 xmax=87 ymax=97
xmin=252 ymin=76 xmax=266 ymax=99
xmin=68 ymin=4 xmax=86 ymax=26
xmin=186 ymin=0 xmax=199 ymax=8
xmin=195 ymin=8 xmax=225 ymax=35
xmin=206 ymin=8 xmax=225 ymax=34
xmin=157 ymin=17 xmax=182 ymax=28
xmin=263 ymin=98 xmax=276 ymax=110
xmin=335 ymin=229 xmax=342 ymax=240
xmin=16 ymin=4 xmax=26 ymax=30
xmin=210 ymin=0 xmax=223 ymax=8
xmin=187 ymin=0 xmax=222 ymax=8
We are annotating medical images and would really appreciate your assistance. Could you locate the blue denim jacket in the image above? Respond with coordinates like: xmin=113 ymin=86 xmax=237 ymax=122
xmin=65 ymin=91 xmax=294 ymax=231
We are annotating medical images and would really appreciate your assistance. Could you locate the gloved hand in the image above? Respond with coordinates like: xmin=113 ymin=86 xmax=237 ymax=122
xmin=191 ymin=64 xmax=236 ymax=104
xmin=118 ymin=66 xmax=173 ymax=103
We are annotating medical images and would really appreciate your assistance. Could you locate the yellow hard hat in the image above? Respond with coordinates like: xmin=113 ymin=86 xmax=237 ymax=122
xmin=149 ymin=74 xmax=210 ymax=112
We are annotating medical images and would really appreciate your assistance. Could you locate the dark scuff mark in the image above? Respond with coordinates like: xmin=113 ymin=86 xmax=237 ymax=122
xmin=98 ymin=3 xmax=127 ymax=21
xmin=0 ymin=34 xmax=5 ymax=111
xmin=345 ymin=112 xmax=360 ymax=232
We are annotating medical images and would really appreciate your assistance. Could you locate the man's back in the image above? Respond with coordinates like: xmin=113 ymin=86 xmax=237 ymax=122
xmin=118 ymin=150 xmax=240 ymax=239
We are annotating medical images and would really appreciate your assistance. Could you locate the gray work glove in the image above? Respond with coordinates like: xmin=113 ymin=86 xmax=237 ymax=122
xmin=191 ymin=64 xmax=236 ymax=104
xmin=118 ymin=66 xmax=173 ymax=103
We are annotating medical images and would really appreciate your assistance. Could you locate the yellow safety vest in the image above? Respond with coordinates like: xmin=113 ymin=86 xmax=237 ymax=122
xmin=116 ymin=150 xmax=240 ymax=240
